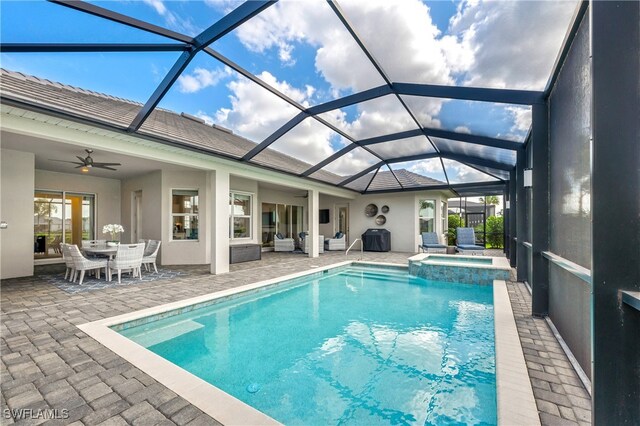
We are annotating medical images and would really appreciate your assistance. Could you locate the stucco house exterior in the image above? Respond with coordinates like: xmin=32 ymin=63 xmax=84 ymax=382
xmin=0 ymin=69 xmax=457 ymax=279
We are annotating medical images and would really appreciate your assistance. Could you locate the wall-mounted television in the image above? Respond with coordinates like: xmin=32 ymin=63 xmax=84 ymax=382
xmin=319 ymin=209 xmax=330 ymax=224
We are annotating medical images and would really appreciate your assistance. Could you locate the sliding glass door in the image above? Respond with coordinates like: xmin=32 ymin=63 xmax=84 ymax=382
xmin=34 ymin=191 xmax=95 ymax=260
xmin=261 ymin=203 xmax=304 ymax=248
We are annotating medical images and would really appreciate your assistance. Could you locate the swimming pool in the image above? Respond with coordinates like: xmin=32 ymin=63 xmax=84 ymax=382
xmin=115 ymin=265 xmax=496 ymax=425
xmin=80 ymin=260 xmax=540 ymax=425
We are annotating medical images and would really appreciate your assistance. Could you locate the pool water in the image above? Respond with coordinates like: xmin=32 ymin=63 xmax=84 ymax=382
xmin=118 ymin=266 xmax=496 ymax=425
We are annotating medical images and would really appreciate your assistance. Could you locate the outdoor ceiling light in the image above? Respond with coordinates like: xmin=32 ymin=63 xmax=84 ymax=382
xmin=81 ymin=166 xmax=90 ymax=173
xmin=523 ymin=168 xmax=533 ymax=188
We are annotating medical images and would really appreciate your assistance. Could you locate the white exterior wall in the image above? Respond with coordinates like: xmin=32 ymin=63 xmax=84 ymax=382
xmin=162 ymin=170 xmax=209 ymax=265
xmin=0 ymin=149 xmax=35 ymax=278
xmin=349 ymin=191 xmax=450 ymax=253
xmin=318 ymin=194 xmax=350 ymax=239
xmin=120 ymin=170 xmax=162 ymax=244
xmin=35 ymin=170 xmax=121 ymax=243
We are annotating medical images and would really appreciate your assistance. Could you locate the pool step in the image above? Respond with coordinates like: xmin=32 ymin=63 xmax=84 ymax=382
xmin=125 ymin=319 xmax=204 ymax=348
xmin=340 ymin=270 xmax=410 ymax=284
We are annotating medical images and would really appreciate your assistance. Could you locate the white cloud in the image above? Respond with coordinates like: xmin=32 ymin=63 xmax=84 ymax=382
xmin=444 ymin=159 xmax=496 ymax=183
xmin=191 ymin=0 xmax=576 ymax=175
xmin=142 ymin=0 xmax=200 ymax=35
xmin=454 ymin=126 xmax=471 ymax=134
xmin=177 ymin=67 xmax=231 ymax=93
xmin=450 ymin=0 xmax=578 ymax=89
xmin=506 ymin=106 xmax=532 ymax=133
xmin=212 ymin=71 xmax=303 ymax=142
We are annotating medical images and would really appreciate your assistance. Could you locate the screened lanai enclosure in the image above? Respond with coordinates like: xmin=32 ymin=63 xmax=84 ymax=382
xmin=1 ymin=0 xmax=638 ymax=425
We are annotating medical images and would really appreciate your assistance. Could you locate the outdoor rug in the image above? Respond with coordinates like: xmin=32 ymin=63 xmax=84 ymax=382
xmin=42 ymin=269 xmax=187 ymax=294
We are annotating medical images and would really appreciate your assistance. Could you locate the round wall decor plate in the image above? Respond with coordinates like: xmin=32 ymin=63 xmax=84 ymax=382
xmin=375 ymin=215 xmax=386 ymax=225
xmin=365 ymin=204 xmax=378 ymax=217
xmin=381 ymin=205 xmax=389 ymax=213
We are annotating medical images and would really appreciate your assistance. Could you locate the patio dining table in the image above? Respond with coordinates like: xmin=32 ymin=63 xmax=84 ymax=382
xmin=82 ymin=245 xmax=118 ymax=259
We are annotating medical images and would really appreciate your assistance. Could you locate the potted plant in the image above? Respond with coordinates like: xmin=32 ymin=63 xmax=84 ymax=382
xmin=103 ymin=224 xmax=124 ymax=246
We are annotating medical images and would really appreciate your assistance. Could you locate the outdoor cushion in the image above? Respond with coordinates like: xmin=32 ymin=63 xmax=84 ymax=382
xmin=335 ymin=232 xmax=344 ymax=239
xmin=423 ymin=243 xmax=447 ymax=248
xmin=457 ymin=244 xmax=484 ymax=250
xmin=276 ymin=232 xmax=284 ymax=239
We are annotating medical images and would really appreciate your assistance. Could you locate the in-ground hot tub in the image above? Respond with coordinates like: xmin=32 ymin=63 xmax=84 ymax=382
xmin=408 ymin=253 xmax=512 ymax=284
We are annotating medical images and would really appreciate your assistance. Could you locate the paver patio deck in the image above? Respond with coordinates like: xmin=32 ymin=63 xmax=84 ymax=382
xmin=1 ymin=251 xmax=591 ymax=425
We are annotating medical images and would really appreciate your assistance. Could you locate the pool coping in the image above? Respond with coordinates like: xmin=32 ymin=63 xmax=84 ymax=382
xmin=493 ymin=280 xmax=541 ymax=425
xmin=408 ymin=253 xmax=513 ymax=271
xmin=78 ymin=261 xmax=538 ymax=426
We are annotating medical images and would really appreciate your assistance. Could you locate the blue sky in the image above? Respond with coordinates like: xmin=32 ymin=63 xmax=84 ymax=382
xmin=0 ymin=0 xmax=578 ymax=181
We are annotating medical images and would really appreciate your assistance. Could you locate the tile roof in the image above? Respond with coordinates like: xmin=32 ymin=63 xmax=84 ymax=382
xmin=0 ymin=68 xmax=341 ymax=183
xmin=0 ymin=69 xmax=446 ymax=192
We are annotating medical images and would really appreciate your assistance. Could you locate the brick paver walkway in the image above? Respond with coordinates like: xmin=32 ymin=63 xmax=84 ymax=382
xmin=1 ymin=251 xmax=591 ymax=425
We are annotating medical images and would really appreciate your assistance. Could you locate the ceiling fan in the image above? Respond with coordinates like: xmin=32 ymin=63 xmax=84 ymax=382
xmin=49 ymin=149 xmax=121 ymax=171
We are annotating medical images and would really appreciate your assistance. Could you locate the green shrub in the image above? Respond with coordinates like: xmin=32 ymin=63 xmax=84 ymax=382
xmin=447 ymin=214 xmax=462 ymax=245
xmin=486 ymin=216 xmax=504 ymax=248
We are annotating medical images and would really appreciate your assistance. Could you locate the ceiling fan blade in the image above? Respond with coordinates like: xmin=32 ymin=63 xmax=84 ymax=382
xmin=49 ymin=159 xmax=84 ymax=165
xmin=76 ymin=156 xmax=87 ymax=163
xmin=94 ymin=165 xmax=118 ymax=171
xmin=92 ymin=162 xmax=122 ymax=167
xmin=75 ymin=165 xmax=86 ymax=169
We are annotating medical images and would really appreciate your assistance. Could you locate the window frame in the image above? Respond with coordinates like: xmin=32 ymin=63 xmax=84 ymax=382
xmin=170 ymin=188 xmax=199 ymax=242
xmin=229 ymin=190 xmax=253 ymax=240
xmin=418 ymin=199 xmax=436 ymax=234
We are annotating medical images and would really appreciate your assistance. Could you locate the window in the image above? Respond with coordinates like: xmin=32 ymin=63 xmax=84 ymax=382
xmin=172 ymin=189 xmax=199 ymax=240
xmin=418 ymin=199 xmax=435 ymax=233
xmin=230 ymin=191 xmax=252 ymax=239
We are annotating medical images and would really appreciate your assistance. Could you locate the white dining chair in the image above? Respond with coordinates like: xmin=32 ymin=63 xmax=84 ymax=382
xmin=108 ymin=243 xmax=145 ymax=284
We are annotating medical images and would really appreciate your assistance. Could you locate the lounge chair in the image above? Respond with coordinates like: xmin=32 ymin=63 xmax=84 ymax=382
xmin=456 ymin=227 xmax=485 ymax=255
xmin=420 ymin=232 xmax=447 ymax=253
xmin=325 ymin=232 xmax=346 ymax=251
xmin=274 ymin=233 xmax=295 ymax=252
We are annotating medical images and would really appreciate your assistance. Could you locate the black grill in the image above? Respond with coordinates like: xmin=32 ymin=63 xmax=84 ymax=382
xmin=361 ymin=228 xmax=391 ymax=252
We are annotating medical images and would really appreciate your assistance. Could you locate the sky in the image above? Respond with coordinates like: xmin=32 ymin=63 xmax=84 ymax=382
xmin=0 ymin=0 xmax=578 ymax=184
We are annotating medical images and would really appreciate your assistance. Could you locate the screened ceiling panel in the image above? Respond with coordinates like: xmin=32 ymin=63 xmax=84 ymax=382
xmin=339 ymin=0 xmax=578 ymax=91
xmin=89 ymin=1 xmax=228 ymax=38
xmin=466 ymin=165 xmax=510 ymax=181
xmin=433 ymin=137 xmax=516 ymax=166
xmin=322 ymin=147 xmax=380 ymax=177
xmin=0 ymin=1 xmax=176 ymax=43
xmin=0 ymin=51 xmax=181 ymax=110
xmin=401 ymin=96 xmax=532 ymax=142
xmin=157 ymin=52 xmax=301 ymax=152
xmin=343 ymin=170 xmax=378 ymax=192
xmin=443 ymin=159 xmax=499 ymax=184
xmin=367 ymin=165 xmax=402 ymax=191
xmin=318 ymin=95 xmax=419 ymax=141
xmin=0 ymin=0 xmax=581 ymax=194
xmin=251 ymin=118 xmax=355 ymax=174
xmin=367 ymin=136 xmax=436 ymax=160
xmin=211 ymin=0 xmax=386 ymax=107
xmin=389 ymin=159 xmax=447 ymax=188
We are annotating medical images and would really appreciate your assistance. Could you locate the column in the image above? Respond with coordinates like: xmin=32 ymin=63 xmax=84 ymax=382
xmin=516 ymin=149 xmax=528 ymax=282
xmin=531 ymin=102 xmax=550 ymax=316
xmin=509 ymin=169 xmax=517 ymax=267
xmin=591 ymin=1 xmax=640 ymax=423
xmin=210 ymin=168 xmax=230 ymax=274
xmin=308 ymin=189 xmax=319 ymax=258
